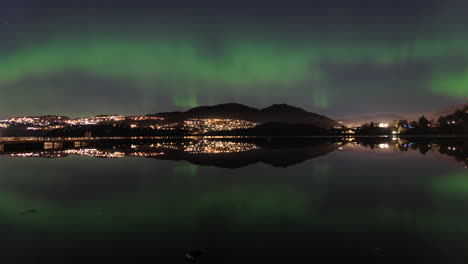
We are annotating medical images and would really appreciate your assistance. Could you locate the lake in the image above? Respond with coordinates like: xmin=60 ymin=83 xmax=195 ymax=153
xmin=0 ymin=137 xmax=467 ymax=263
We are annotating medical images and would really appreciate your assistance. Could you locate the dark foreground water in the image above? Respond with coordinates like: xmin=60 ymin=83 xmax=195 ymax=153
xmin=0 ymin=137 xmax=467 ymax=263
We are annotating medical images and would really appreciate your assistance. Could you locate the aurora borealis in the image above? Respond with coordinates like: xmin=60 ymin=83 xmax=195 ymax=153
xmin=1 ymin=0 xmax=467 ymax=117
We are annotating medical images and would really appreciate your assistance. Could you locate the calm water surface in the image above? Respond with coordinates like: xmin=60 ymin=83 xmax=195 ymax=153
xmin=0 ymin=138 xmax=467 ymax=263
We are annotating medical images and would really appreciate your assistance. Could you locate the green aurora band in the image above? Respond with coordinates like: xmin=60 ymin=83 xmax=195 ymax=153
xmin=0 ymin=24 xmax=467 ymax=113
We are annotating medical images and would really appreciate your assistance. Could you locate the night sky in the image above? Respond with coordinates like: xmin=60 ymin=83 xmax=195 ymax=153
xmin=0 ymin=0 xmax=467 ymax=118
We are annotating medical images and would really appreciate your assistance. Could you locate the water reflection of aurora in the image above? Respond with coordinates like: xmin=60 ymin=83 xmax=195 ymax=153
xmin=0 ymin=161 xmax=466 ymax=244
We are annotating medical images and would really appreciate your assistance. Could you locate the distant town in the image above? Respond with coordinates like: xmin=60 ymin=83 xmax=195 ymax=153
xmin=0 ymin=115 xmax=259 ymax=135
xmin=0 ymin=102 xmax=467 ymax=137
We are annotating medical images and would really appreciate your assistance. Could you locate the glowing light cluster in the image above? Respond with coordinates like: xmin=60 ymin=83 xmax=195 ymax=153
xmin=0 ymin=115 xmax=126 ymax=129
xmin=184 ymin=119 xmax=258 ymax=134
xmin=128 ymin=152 xmax=165 ymax=157
xmin=62 ymin=148 xmax=126 ymax=158
xmin=27 ymin=125 xmax=66 ymax=130
xmin=149 ymin=123 xmax=180 ymax=130
xmin=9 ymin=151 xmax=65 ymax=158
xmin=1 ymin=116 xmax=68 ymax=129
xmin=65 ymin=115 xmax=125 ymax=125
xmin=378 ymin=143 xmax=390 ymax=149
xmin=183 ymin=140 xmax=259 ymax=154
xmin=128 ymin=116 xmax=164 ymax=121
xmin=149 ymin=142 xmax=180 ymax=150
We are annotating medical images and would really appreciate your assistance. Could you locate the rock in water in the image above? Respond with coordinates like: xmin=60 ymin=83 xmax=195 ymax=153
xmin=185 ymin=249 xmax=203 ymax=262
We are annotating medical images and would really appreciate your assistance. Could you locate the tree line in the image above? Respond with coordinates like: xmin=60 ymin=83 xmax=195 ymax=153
xmin=354 ymin=106 xmax=467 ymax=135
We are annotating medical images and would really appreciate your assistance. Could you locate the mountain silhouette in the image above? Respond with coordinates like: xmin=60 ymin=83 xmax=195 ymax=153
xmin=152 ymin=103 xmax=338 ymax=129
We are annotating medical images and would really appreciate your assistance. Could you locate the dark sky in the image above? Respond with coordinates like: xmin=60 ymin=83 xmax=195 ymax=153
xmin=0 ymin=0 xmax=466 ymax=118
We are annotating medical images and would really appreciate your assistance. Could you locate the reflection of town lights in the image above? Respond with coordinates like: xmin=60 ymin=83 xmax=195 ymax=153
xmin=128 ymin=152 xmax=164 ymax=157
xmin=63 ymin=149 xmax=125 ymax=158
xmin=392 ymin=137 xmax=397 ymax=141
xmin=379 ymin=143 xmax=390 ymax=149
xmin=184 ymin=140 xmax=259 ymax=153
